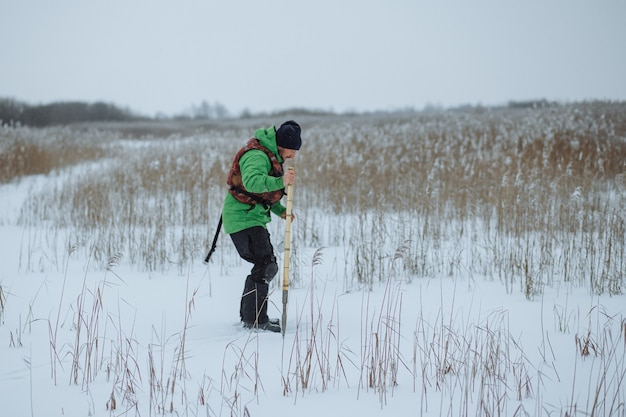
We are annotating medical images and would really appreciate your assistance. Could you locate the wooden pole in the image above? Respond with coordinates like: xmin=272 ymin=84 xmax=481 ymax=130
xmin=281 ymin=167 xmax=294 ymax=336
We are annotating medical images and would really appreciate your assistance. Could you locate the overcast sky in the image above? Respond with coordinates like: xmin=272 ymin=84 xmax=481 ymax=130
xmin=1 ymin=0 xmax=625 ymax=116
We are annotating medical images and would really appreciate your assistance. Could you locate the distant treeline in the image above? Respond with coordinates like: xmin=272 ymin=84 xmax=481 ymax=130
xmin=0 ymin=97 xmax=339 ymax=127
xmin=0 ymin=97 xmax=333 ymax=127
xmin=1 ymin=96 xmax=575 ymax=128
xmin=0 ymin=98 xmax=143 ymax=127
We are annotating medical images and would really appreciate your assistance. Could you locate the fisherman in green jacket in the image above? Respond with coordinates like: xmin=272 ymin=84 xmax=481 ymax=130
xmin=223 ymin=120 xmax=301 ymax=332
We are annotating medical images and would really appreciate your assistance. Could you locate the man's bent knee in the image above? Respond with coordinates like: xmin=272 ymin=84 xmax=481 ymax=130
xmin=263 ymin=257 xmax=278 ymax=283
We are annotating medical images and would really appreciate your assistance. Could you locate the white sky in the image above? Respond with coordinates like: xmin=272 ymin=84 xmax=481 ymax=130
xmin=1 ymin=0 xmax=625 ymax=116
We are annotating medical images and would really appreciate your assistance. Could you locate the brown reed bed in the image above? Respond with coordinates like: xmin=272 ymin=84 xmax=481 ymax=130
xmin=3 ymin=102 xmax=625 ymax=294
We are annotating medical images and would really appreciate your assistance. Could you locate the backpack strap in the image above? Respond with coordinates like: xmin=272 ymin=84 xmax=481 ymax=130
xmin=203 ymin=214 xmax=223 ymax=264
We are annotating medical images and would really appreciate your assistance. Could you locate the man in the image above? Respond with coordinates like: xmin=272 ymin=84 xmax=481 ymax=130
xmin=222 ymin=120 xmax=301 ymax=332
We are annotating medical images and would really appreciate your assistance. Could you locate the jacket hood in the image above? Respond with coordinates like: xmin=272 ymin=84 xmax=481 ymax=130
xmin=254 ymin=126 xmax=282 ymax=161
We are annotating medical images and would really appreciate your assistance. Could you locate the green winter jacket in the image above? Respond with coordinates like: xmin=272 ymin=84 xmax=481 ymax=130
xmin=222 ymin=126 xmax=287 ymax=234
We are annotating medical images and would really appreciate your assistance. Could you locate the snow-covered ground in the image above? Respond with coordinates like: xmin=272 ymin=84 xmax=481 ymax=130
xmin=2 ymin=109 xmax=626 ymax=417
xmin=1 ymin=169 xmax=625 ymax=417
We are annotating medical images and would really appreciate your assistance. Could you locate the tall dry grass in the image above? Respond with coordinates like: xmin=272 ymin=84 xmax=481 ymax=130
xmin=3 ymin=102 xmax=625 ymax=293
xmin=0 ymin=125 xmax=108 ymax=183
xmin=295 ymin=103 xmax=626 ymax=294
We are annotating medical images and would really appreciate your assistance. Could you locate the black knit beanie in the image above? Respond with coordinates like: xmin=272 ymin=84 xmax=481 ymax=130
xmin=275 ymin=120 xmax=302 ymax=150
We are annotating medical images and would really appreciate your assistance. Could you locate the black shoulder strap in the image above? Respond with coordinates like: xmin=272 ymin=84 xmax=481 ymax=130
xmin=203 ymin=214 xmax=223 ymax=264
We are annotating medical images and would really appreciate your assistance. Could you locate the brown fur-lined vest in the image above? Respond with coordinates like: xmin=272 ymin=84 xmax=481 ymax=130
xmin=227 ymin=138 xmax=284 ymax=207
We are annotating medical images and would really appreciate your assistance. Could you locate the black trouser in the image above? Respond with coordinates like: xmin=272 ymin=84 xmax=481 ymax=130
xmin=230 ymin=226 xmax=278 ymax=323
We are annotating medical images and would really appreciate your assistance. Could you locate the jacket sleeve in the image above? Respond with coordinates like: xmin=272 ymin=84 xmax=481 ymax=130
xmin=239 ymin=150 xmax=284 ymax=193
xmin=270 ymin=201 xmax=286 ymax=217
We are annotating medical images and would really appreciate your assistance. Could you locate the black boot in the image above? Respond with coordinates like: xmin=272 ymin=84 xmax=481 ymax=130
xmin=240 ymin=276 xmax=255 ymax=322
xmin=242 ymin=320 xmax=281 ymax=333
xmin=240 ymin=276 xmax=270 ymax=324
